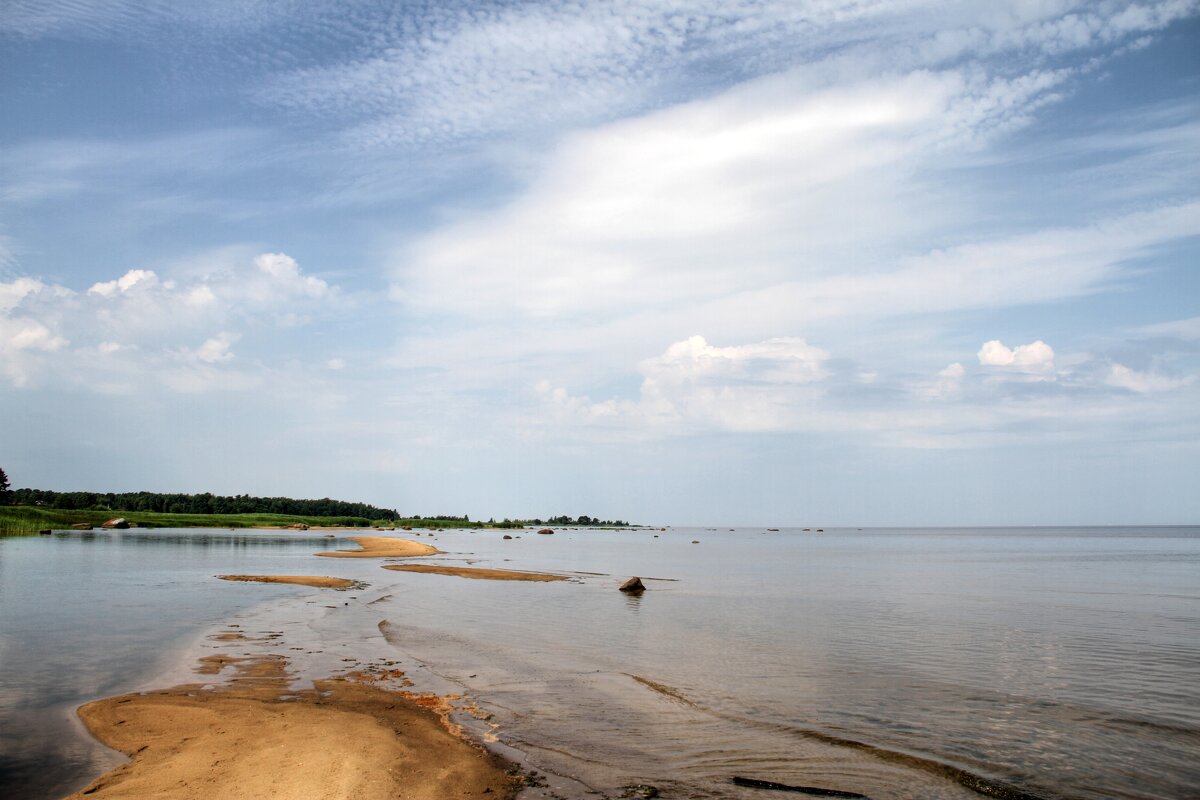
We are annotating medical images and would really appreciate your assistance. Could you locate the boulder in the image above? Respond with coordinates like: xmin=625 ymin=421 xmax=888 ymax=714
xmin=38 ymin=529 xmax=52 ymax=535
xmin=618 ymin=577 xmax=645 ymax=593
xmin=537 ymin=528 xmax=554 ymax=535
xmin=691 ymin=539 xmax=699 ymax=544
xmin=101 ymin=518 xmax=129 ymax=529
xmin=71 ymin=522 xmax=93 ymax=530
xmin=289 ymin=523 xmax=309 ymax=530
xmin=502 ymin=534 xmax=513 ymax=540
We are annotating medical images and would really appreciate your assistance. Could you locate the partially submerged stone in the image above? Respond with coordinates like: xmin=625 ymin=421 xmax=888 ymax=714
xmin=619 ymin=577 xmax=645 ymax=593
xmin=101 ymin=518 xmax=129 ymax=529
xmin=537 ymin=528 xmax=554 ymax=535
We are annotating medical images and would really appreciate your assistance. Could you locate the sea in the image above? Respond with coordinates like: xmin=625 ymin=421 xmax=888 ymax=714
xmin=0 ymin=526 xmax=1197 ymax=800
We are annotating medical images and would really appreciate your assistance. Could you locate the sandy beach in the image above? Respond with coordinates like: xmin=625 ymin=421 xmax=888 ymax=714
xmin=64 ymin=653 xmax=516 ymax=800
xmin=316 ymin=536 xmax=440 ymax=558
xmin=383 ymin=564 xmax=568 ymax=581
xmin=218 ymin=574 xmax=357 ymax=588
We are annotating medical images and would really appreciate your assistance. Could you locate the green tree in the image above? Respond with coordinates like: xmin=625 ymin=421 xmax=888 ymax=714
xmin=0 ymin=465 xmax=10 ymax=504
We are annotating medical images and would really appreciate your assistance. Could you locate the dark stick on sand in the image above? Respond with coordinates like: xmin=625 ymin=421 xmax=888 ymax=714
xmin=731 ymin=776 xmax=869 ymax=798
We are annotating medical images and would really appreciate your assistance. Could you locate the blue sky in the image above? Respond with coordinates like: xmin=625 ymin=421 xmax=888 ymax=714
xmin=2 ymin=1 xmax=1198 ymax=525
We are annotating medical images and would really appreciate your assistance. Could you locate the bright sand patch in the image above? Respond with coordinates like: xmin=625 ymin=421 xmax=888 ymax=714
xmin=65 ymin=655 xmax=514 ymax=800
xmin=383 ymin=565 xmax=568 ymax=582
xmin=218 ymin=574 xmax=356 ymax=589
xmin=316 ymin=536 xmax=440 ymax=558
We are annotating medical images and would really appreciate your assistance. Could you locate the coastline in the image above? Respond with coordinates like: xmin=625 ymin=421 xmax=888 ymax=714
xmin=64 ymin=651 xmax=517 ymax=799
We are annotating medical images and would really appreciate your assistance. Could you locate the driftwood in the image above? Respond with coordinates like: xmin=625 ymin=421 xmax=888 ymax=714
xmin=731 ymin=776 xmax=868 ymax=798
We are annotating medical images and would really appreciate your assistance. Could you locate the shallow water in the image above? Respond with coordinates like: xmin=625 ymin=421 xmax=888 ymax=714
xmin=1 ymin=527 xmax=1197 ymax=799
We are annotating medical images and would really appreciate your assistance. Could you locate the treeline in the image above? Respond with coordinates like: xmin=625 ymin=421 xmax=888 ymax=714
xmin=10 ymin=489 xmax=400 ymax=521
xmin=486 ymin=515 xmax=630 ymax=527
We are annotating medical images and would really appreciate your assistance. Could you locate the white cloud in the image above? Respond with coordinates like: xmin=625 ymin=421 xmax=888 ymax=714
xmin=0 ymin=277 xmax=46 ymax=312
xmin=1106 ymin=363 xmax=1189 ymax=393
xmin=1136 ymin=316 xmax=1200 ymax=340
xmin=326 ymin=357 xmax=345 ymax=370
xmin=928 ymin=362 xmax=966 ymax=399
xmin=192 ymin=332 xmax=239 ymax=364
xmin=88 ymin=268 xmax=158 ymax=297
xmin=254 ymin=252 xmax=330 ymax=299
xmin=978 ymin=339 xmax=1056 ymax=375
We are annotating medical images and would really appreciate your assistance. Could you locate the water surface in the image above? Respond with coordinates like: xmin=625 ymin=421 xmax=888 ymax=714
xmin=1 ymin=526 xmax=1197 ymax=800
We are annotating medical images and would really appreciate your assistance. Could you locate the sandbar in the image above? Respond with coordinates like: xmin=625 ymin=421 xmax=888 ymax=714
xmin=383 ymin=564 xmax=568 ymax=582
xmin=218 ymin=574 xmax=356 ymax=589
xmin=65 ymin=655 xmax=515 ymax=800
xmin=316 ymin=536 xmax=440 ymax=558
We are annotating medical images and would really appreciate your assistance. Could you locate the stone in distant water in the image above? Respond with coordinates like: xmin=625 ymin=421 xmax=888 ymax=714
xmin=101 ymin=518 xmax=129 ymax=529
xmin=71 ymin=522 xmax=92 ymax=530
xmin=502 ymin=534 xmax=513 ymax=540
xmin=691 ymin=540 xmax=699 ymax=544
xmin=538 ymin=528 xmax=554 ymax=535
xmin=39 ymin=529 xmax=52 ymax=535
xmin=619 ymin=577 xmax=645 ymax=593
xmin=289 ymin=523 xmax=309 ymax=530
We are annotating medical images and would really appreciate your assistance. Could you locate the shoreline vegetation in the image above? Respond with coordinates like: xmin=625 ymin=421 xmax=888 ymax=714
xmin=0 ymin=489 xmax=635 ymax=533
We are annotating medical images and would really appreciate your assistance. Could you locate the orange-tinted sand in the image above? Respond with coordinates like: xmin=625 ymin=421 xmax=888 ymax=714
xmin=382 ymin=564 xmax=568 ymax=582
xmin=218 ymin=574 xmax=356 ymax=589
xmin=65 ymin=655 xmax=515 ymax=800
xmin=316 ymin=536 xmax=440 ymax=558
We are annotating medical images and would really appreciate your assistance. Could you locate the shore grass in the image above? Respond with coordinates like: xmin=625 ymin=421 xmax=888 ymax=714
xmin=0 ymin=505 xmax=378 ymax=534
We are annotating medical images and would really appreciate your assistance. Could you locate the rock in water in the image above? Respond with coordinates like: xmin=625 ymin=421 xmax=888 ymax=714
xmin=39 ymin=529 xmax=52 ymax=535
xmin=538 ymin=528 xmax=554 ymax=535
xmin=619 ymin=577 xmax=645 ymax=593
xmin=101 ymin=518 xmax=129 ymax=529
xmin=502 ymin=534 xmax=513 ymax=540
xmin=71 ymin=522 xmax=92 ymax=530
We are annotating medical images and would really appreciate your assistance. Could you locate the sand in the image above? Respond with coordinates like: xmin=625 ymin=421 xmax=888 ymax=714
xmin=383 ymin=564 xmax=568 ymax=582
xmin=65 ymin=655 xmax=515 ymax=800
xmin=316 ymin=536 xmax=440 ymax=559
xmin=218 ymin=574 xmax=356 ymax=589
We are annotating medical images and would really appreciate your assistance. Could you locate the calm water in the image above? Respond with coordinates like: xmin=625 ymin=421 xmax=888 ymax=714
xmin=1 ymin=527 xmax=1197 ymax=800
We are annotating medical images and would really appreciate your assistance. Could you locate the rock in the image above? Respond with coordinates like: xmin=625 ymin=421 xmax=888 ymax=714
xmin=101 ymin=518 xmax=129 ymax=529
xmin=537 ymin=528 xmax=554 ymax=535
xmin=289 ymin=523 xmax=309 ymax=530
xmin=39 ymin=529 xmax=52 ymax=535
xmin=691 ymin=539 xmax=699 ymax=544
xmin=619 ymin=577 xmax=645 ymax=593
xmin=71 ymin=522 xmax=93 ymax=530
xmin=502 ymin=534 xmax=513 ymax=540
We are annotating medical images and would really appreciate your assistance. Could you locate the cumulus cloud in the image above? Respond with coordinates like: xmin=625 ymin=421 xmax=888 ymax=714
xmin=0 ymin=252 xmax=343 ymax=389
xmin=978 ymin=339 xmax=1056 ymax=375
xmin=538 ymin=335 xmax=831 ymax=434
xmin=87 ymin=268 xmax=158 ymax=297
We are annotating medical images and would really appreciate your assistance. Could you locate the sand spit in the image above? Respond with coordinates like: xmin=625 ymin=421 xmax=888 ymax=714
xmin=383 ymin=564 xmax=568 ymax=582
xmin=65 ymin=655 xmax=515 ymax=800
xmin=218 ymin=574 xmax=356 ymax=589
xmin=316 ymin=536 xmax=440 ymax=558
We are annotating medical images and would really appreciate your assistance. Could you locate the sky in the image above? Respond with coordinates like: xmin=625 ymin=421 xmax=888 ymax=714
xmin=1 ymin=0 xmax=1198 ymax=526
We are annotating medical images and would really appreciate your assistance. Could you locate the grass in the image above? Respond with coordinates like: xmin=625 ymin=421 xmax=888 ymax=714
xmin=0 ymin=505 xmax=377 ymax=534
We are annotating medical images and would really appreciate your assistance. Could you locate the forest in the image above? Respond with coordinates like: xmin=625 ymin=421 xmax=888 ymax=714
xmin=9 ymin=488 xmax=400 ymax=521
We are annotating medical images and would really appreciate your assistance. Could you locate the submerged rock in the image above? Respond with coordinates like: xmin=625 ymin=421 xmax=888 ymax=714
xmin=71 ymin=522 xmax=92 ymax=530
xmin=502 ymin=534 xmax=513 ymax=540
xmin=101 ymin=518 xmax=129 ymax=529
xmin=537 ymin=528 xmax=554 ymax=535
xmin=619 ymin=577 xmax=645 ymax=593
xmin=39 ymin=529 xmax=52 ymax=535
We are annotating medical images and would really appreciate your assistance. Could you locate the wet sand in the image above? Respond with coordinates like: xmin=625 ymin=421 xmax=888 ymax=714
xmin=64 ymin=654 xmax=515 ymax=800
xmin=315 ymin=536 xmax=440 ymax=558
xmin=383 ymin=564 xmax=568 ymax=582
xmin=218 ymin=574 xmax=356 ymax=589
